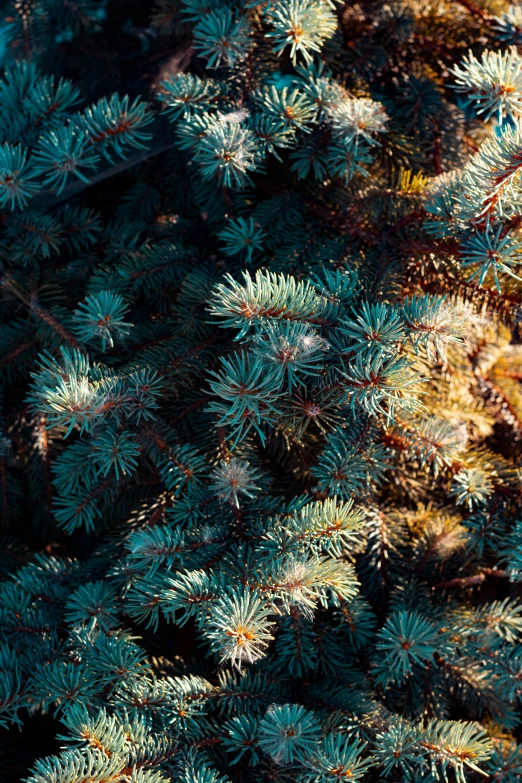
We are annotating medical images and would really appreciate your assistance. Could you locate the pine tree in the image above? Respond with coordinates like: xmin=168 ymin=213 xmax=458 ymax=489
xmin=1 ymin=2 xmax=522 ymax=782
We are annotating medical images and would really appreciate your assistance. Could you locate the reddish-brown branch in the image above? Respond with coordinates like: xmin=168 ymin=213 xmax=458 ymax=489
xmin=436 ymin=569 xmax=508 ymax=589
xmin=0 ymin=341 xmax=36 ymax=368
xmin=30 ymin=298 xmax=82 ymax=349
xmin=477 ymin=375 xmax=522 ymax=439
xmin=453 ymin=0 xmax=489 ymax=21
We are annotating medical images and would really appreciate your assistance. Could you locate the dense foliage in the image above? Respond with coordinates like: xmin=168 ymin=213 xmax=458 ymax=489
xmin=1 ymin=1 xmax=522 ymax=781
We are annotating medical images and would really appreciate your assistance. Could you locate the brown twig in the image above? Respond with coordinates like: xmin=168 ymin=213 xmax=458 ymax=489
xmin=435 ymin=568 xmax=508 ymax=589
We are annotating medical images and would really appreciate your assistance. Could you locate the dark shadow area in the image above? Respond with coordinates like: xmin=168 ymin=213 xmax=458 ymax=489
xmin=0 ymin=712 xmax=62 ymax=783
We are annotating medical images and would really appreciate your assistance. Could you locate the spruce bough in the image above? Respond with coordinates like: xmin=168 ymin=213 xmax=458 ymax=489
xmin=1 ymin=2 xmax=522 ymax=782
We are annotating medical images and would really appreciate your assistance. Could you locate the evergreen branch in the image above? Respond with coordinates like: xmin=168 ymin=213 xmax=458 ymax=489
xmin=31 ymin=116 xmax=176 ymax=209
